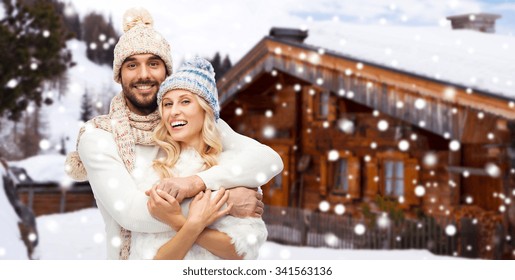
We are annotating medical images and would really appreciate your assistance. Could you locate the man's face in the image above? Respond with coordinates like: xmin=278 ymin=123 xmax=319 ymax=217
xmin=120 ymin=54 xmax=167 ymax=115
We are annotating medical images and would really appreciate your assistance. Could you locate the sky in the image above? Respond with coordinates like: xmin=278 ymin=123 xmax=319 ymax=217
xmin=64 ymin=0 xmax=515 ymax=66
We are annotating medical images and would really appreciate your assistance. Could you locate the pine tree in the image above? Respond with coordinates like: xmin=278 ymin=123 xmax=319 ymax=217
xmin=82 ymin=12 xmax=119 ymax=66
xmin=0 ymin=0 xmax=73 ymax=121
xmin=208 ymin=52 xmax=232 ymax=79
xmin=80 ymin=89 xmax=94 ymax=123
xmin=221 ymin=55 xmax=232 ymax=77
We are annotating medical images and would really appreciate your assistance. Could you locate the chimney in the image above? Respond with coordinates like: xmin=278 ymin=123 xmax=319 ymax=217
xmin=269 ymin=27 xmax=308 ymax=43
xmin=446 ymin=13 xmax=501 ymax=33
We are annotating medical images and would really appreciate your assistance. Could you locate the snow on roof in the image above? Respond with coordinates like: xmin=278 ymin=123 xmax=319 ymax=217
xmin=305 ymin=22 xmax=515 ymax=100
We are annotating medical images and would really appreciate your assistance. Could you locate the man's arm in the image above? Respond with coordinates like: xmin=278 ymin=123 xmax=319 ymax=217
xmin=78 ymin=128 xmax=169 ymax=233
xmin=197 ymin=119 xmax=284 ymax=190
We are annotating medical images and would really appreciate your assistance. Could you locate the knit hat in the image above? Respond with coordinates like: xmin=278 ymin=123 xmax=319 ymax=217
xmin=157 ymin=57 xmax=220 ymax=120
xmin=113 ymin=7 xmax=173 ymax=83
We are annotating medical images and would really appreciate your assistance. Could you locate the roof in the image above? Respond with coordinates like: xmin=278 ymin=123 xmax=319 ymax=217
xmin=303 ymin=21 xmax=515 ymax=100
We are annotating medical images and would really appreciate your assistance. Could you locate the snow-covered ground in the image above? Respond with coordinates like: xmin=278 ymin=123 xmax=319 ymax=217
xmin=0 ymin=165 xmax=29 ymax=260
xmin=35 ymin=207 xmax=457 ymax=260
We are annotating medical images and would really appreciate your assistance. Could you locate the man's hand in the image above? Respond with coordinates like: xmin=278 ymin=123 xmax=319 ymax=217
xmin=145 ymin=175 xmax=206 ymax=203
xmin=147 ymin=186 xmax=185 ymax=231
xmin=227 ymin=187 xmax=264 ymax=218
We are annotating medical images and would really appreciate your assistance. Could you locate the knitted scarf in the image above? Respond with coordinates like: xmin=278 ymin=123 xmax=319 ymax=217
xmin=65 ymin=92 xmax=160 ymax=260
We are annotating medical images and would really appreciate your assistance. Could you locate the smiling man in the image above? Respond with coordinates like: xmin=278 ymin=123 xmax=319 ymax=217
xmin=65 ymin=7 xmax=283 ymax=260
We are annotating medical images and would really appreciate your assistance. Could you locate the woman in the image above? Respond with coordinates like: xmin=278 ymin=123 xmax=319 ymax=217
xmin=128 ymin=57 xmax=268 ymax=260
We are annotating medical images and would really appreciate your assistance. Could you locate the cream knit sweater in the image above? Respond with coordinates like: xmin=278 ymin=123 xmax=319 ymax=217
xmin=129 ymin=148 xmax=267 ymax=259
xmin=78 ymin=119 xmax=281 ymax=259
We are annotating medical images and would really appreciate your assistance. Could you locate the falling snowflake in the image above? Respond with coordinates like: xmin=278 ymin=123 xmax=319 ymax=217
xmin=114 ymin=200 xmax=125 ymax=211
xmin=39 ymin=139 xmax=51 ymax=151
xmin=445 ymin=225 xmax=457 ymax=236
xmin=334 ymin=204 xmax=345 ymax=215
xmin=319 ymin=200 xmax=330 ymax=212
xmin=327 ymin=150 xmax=339 ymax=161
xmin=398 ymin=140 xmax=410 ymax=151
xmin=337 ymin=119 xmax=354 ymax=134
xmin=354 ymin=224 xmax=366 ymax=235
xmin=485 ymin=163 xmax=500 ymax=178
xmin=255 ymin=172 xmax=267 ymax=184
xmin=226 ymin=165 xmax=242 ymax=177
xmin=263 ymin=126 xmax=275 ymax=138
xmin=415 ymin=185 xmax=426 ymax=197
xmin=324 ymin=233 xmax=339 ymax=247
xmin=6 ymin=78 xmax=18 ymax=88
xmin=93 ymin=233 xmax=104 ymax=244
xmin=377 ymin=213 xmax=390 ymax=228
xmin=111 ymin=237 xmax=121 ymax=248
xmin=279 ymin=249 xmax=291 ymax=259
xmin=449 ymin=140 xmax=461 ymax=151
xmin=246 ymin=234 xmax=258 ymax=245
xmin=377 ymin=120 xmax=389 ymax=131
xmin=423 ymin=152 xmax=438 ymax=167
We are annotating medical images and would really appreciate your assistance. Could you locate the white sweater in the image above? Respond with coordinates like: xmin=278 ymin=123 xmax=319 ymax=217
xmin=78 ymin=119 xmax=282 ymax=259
xmin=128 ymin=148 xmax=267 ymax=260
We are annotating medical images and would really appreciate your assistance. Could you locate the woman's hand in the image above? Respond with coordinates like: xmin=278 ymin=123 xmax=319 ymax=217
xmin=145 ymin=176 xmax=205 ymax=203
xmin=187 ymin=188 xmax=232 ymax=229
xmin=147 ymin=185 xmax=186 ymax=231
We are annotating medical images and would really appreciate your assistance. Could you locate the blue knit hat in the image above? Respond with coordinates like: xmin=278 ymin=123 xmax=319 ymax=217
xmin=157 ymin=57 xmax=220 ymax=120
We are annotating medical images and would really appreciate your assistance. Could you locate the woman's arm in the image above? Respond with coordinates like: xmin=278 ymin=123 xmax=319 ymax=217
xmin=148 ymin=188 xmax=237 ymax=259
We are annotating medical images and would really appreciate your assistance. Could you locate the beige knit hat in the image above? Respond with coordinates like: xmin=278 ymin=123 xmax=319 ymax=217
xmin=113 ymin=7 xmax=173 ymax=83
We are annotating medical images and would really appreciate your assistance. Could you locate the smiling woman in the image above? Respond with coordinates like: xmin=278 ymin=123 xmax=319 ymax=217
xmin=114 ymin=57 xmax=269 ymax=260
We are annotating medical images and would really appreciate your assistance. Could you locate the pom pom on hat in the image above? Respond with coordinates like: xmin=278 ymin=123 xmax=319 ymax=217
xmin=122 ymin=7 xmax=154 ymax=32
xmin=183 ymin=56 xmax=215 ymax=73
xmin=113 ymin=7 xmax=173 ymax=83
xmin=157 ymin=57 xmax=220 ymax=121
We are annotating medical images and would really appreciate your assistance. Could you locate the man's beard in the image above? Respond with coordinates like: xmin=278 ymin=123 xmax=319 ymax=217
xmin=122 ymin=80 xmax=159 ymax=114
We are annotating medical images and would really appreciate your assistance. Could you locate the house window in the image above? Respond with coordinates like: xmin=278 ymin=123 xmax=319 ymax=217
xmin=384 ymin=160 xmax=404 ymax=197
xmin=272 ymin=173 xmax=283 ymax=189
xmin=318 ymin=91 xmax=329 ymax=118
xmin=333 ymin=158 xmax=349 ymax=193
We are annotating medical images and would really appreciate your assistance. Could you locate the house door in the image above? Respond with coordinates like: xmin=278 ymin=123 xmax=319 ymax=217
xmin=262 ymin=143 xmax=290 ymax=207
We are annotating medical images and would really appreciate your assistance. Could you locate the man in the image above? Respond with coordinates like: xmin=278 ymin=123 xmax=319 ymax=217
xmin=65 ymin=7 xmax=283 ymax=259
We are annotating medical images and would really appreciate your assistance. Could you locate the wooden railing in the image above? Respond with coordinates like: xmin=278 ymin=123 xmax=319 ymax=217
xmin=263 ymin=205 xmax=507 ymax=259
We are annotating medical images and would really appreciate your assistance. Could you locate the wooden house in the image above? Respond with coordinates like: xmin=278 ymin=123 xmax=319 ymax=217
xmin=217 ymin=22 xmax=515 ymax=258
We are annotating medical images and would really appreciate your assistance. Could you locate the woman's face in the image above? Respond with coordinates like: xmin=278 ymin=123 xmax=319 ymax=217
xmin=161 ymin=89 xmax=205 ymax=149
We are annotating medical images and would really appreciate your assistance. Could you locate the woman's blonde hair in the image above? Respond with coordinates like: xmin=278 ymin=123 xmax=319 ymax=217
xmin=152 ymin=93 xmax=222 ymax=179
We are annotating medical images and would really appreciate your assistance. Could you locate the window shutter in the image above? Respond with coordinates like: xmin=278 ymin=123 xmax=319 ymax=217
xmin=328 ymin=95 xmax=336 ymax=122
xmin=319 ymin=155 xmax=328 ymax=196
xmin=306 ymin=88 xmax=314 ymax=122
xmin=347 ymin=157 xmax=361 ymax=199
xmin=365 ymin=157 xmax=378 ymax=199
xmin=404 ymin=158 xmax=419 ymax=206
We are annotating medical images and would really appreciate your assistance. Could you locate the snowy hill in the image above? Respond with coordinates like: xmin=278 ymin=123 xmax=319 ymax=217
xmin=40 ymin=39 xmax=118 ymax=156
